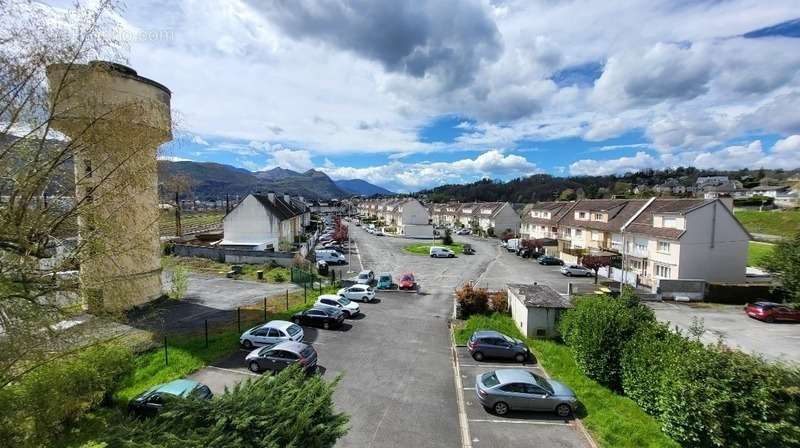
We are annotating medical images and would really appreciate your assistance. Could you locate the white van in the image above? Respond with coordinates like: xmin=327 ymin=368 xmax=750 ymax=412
xmin=429 ymin=246 xmax=455 ymax=258
xmin=316 ymin=249 xmax=346 ymax=265
xmin=506 ymin=238 xmax=520 ymax=252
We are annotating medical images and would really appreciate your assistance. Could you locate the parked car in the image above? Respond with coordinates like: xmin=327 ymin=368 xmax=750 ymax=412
xmin=475 ymin=369 xmax=577 ymax=417
xmin=468 ymin=330 xmax=530 ymax=362
xmin=315 ymin=294 xmax=360 ymax=317
xmin=560 ymin=264 xmax=593 ymax=277
xmin=316 ymin=249 xmax=346 ymax=265
xmin=366 ymin=228 xmax=375 ymax=234
xmin=128 ymin=379 xmax=213 ymax=418
xmin=506 ymin=238 xmax=520 ymax=252
xmin=245 ymin=340 xmax=318 ymax=374
xmin=240 ymin=320 xmax=304 ymax=349
xmin=374 ymin=229 xmax=385 ymax=236
xmin=338 ymin=284 xmax=377 ymax=302
xmin=398 ymin=272 xmax=417 ymax=290
xmin=463 ymin=243 xmax=475 ymax=255
xmin=745 ymin=302 xmax=800 ymax=323
xmin=356 ymin=269 xmax=375 ymax=285
xmin=292 ymin=307 xmax=345 ymax=329
xmin=538 ymin=255 xmax=564 ymax=266
xmin=430 ymin=246 xmax=455 ymax=258
xmin=316 ymin=259 xmax=329 ymax=275
xmin=456 ymin=228 xmax=471 ymax=235
xmin=355 ymin=221 xmax=362 ymax=226
xmin=377 ymin=272 xmax=394 ymax=289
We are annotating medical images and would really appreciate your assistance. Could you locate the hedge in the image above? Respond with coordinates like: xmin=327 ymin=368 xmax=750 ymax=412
xmin=560 ymin=295 xmax=800 ymax=448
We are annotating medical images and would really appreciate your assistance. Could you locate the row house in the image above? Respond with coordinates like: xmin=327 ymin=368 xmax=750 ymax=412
xmin=357 ymin=197 xmax=433 ymax=238
xmin=456 ymin=202 xmax=522 ymax=234
xmin=518 ymin=197 xmax=749 ymax=288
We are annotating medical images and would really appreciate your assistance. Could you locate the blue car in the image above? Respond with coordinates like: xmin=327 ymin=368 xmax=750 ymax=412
xmin=128 ymin=379 xmax=213 ymax=418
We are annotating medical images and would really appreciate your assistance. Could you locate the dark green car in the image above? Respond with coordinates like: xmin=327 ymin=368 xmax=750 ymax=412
xmin=128 ymin=379 xmax=213 ymax=418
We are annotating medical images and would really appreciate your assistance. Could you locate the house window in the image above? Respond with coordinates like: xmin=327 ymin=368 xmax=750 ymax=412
xmin=655 ymin=264 xmax=671 ymax=278
xmin=592 ymin=213 xmax=603 ymax=221
xmin=663 ymin=217 xmax=677 ymax=228
xmin=636 ymin=241 xmax=647 ymax=253
xmin=592 ymin=231 xmax=602 ymax=241
xmin=578 ymin=212 xmax=587 ymax=219
xmin=657 ymin=241 xmax=670 ymax=253
xmin=630 ymin=260 xmax=642 ymax=271
xmin=575 ymin=229 xmax=582 ymax=237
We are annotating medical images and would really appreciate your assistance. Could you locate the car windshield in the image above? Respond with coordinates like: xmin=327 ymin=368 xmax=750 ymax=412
xmin=401 ymin=275 xmax=413 ymax=281
xmin=358 ymin=274 xmax=369 ymax=279
xmin=527 ymin=371 xmax=554 ymax=394
xmin=380 ymin=276 xmax=391 ymax=281
xmin=338 ymin=297 xmax=351 ymax=305
xmin=300 ymin=346 xmax=315 ymax=358
xmin=258 ymin=347 xmax=273 ymax=356
xmin=286 ymin=325 xmax=302 ymax=336
xmin=481 ymin=372 xmax=500 ymax=387
xmin=501 ymin=334 xmax=515 ymax=343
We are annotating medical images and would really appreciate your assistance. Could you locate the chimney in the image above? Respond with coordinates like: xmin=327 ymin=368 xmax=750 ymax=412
xmin=284 ymin=193 xmax=291 ymax=204
xmin=267 ymin=191 xmax=275 ymax=203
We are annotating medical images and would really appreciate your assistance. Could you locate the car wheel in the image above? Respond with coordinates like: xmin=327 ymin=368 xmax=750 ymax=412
xmin=449 ymin=254 xmax=454 ymax=258
xmin=430 ymin=254 xmax=435 ymax=258
xmin=249 ymin=361 xmax=261 ymax=373
xmin=565 ymin=272 xmax=571 ymax=277
xmin=362 ymin=296 xmax=369 ymax=302
xmin=515 ymin=353 xmax=526 ymax=363
xmin=323 ymin=322 xmax=330 ymax=330
xmin=765 ymin=316 xmax=775 ymax=323
xmin=242 ymin=339 xmax=253 ymax=349
xmin=493 ymin=401 xmax=509 ymax=416
xmin=556 ymin=403 xmax=572 ymax=418
xmin=293 ymin=317 xmax=300 ymax=324
xmin=472 ymin=351 xmax=484 ymax=361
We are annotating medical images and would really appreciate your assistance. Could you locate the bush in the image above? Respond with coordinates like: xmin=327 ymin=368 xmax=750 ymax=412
xmin=169 ymin=265 xmax=188 ymax=300
xmin=103 ymin=365 xmax=349 ymax=448
xmin=488 ymin=290 xmax=508 ymax=313
xmin=455 ymin=283 xmax=489 ymax=317
xmin=0 ymin=344 xmax=134 ymax=447
xmin=620 ymin=322 xmax=684 ymax=415
xmin=271 ymin=270 xmax=287 ymax=282
xmin=559 ymin=295 xmax=655 ymax=390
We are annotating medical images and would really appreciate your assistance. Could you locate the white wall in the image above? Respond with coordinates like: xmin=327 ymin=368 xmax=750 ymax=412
xmin=403 ymin=224 xmax=434 ymax=238
xmin=492 ymin=203 xmax=521 ymax=234
xmin=400 ymin=199 xmax=430 ymax=225
xmin=678 ymin=201 xmax=748 ymax=283
xmin=223 ymin=195 xmax=281 ymax=249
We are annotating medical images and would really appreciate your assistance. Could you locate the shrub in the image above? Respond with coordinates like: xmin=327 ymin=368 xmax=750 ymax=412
xmin=272 ymin=270 xmax=287 ymax=282
xmin=488 ymin=290 xmax=509 ymax=313
xmin=559 ymin=295 xmax=655 ymax=390
xmin=103 ymin=365 xmax=349 ymax=448
xmin=168 ymin=265 xmax=188 ymax=300
xmin=0 ymin=344 xmax=134 ymax=448
xmin=620 ymin=322 xmax=684 ymax=415
xmin=455 ymin=283 xmax=489 ymax=317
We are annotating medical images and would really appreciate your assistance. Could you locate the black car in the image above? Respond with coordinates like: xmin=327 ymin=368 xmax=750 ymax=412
xmin=467 ymin=330 xmax=530 ymax=362
xmin=538 ymin=255 xmax=564 ymax=266
xmin=245 ymin=340 xmax=318 ymax=373
xmin=292 ymin=307 xmax=345 ymax=329
xmin=128 ymin=379 xmax=213 ymax=418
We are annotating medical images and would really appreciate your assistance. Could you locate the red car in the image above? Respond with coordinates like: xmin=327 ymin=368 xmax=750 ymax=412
xmin=744 ymin=302 xmax=800 ymax=323
xmin=398 ymin=273 xmax=417 ymax=290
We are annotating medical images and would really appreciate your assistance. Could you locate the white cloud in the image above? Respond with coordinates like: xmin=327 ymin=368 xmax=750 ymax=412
xmin=584 ymin=117 xmax=627 ymax=141
xmin=157 ymin=155 xmax=194 ymax=162
xmin=191 ymin=135 xmax=209 ymax=145
xmin=322 ymin=149 xmax=540 ymax=192
xmin=569 ymin=151 xmax=658 ymax=176
xmin=264 ymin=149 xmax=314 ymax=172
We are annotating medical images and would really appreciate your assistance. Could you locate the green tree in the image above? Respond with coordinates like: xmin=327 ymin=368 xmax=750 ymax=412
xmin=442 ymin=228 xmax=453 ymax=245
xmin=760 ymin=233 xmax=800 ymax=303
xmin=168 ymin=265 xmax=189 ymax=300
xmin=558 ymin=188 xmax=576 ymax=201
xmin=104 ymin=365 xmax=349 ymax=448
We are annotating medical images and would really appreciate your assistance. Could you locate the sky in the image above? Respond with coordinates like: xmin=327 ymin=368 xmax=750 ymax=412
xmin=37 ymin=1 xmax=800 ymax=192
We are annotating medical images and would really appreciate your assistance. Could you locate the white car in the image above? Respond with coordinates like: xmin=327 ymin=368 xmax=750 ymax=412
xmin=560 ymin=265 xmax=594 ymax=277
xmin=456 ymin=229 xmax=471 ymax=235
xmin=356 ymin=269 xmax=375 ymax=285
xmin=315 ymin=294 xmax=360 ymax=317
xmin=338 ymin=284 xmax=376 ymax=302
xmin=239 ymin=320 xmax=304 ymax=349
xmin=374 ymin=229 xmax=384 ymax=236
xmin=430 ymin=246 xmax=455 ymax=258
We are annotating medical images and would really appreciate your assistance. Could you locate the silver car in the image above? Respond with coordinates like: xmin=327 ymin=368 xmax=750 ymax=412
xmin=475 ymin=369 xmax=577 ymax=417
xmin=560 ymin=264 xmax=594 ymax=277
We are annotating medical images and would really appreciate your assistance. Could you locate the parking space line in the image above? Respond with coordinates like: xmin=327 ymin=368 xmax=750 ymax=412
xmin=467 ymin=418 xmax=572 ymax=426
xmin=205 ymin=365 xmax=260 ymax=377
xmin=451 ymin=332 xmax=473 ymax=448
xmin=462 ymin=387 xmax=475 ymax=390
xmin=458 ymin=363 xmax=538 ymax=368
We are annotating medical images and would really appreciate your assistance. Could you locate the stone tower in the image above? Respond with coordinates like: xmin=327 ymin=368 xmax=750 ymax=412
xmin=46 ymin=61 xmax=172 ymax=312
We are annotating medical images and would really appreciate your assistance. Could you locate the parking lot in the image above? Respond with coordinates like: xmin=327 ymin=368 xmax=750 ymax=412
xmin=454 ymin=347 xmax=590 ymax=448
xmin=185 ymin=225 xmax=594 ymax=448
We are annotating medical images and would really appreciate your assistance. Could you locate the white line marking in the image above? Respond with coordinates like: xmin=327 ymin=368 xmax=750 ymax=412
xmin=468 ymin=419 xmax=571 ymax=426
xmin=463 ymin=387 xmax=475 ymax=390
xmin=205 ymin=365 xmax=260 ymax=377
xmin=354 ymin=240 xmax=365 ymax=271
xmin=451 ymin=331 xmax=473 ymax=448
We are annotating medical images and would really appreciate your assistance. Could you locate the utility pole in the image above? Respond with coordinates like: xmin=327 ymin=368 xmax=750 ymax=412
xmin=175 ymin=190 xmax=182 ymax=237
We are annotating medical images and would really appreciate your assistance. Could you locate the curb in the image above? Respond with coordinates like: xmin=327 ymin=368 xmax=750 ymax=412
xmin=449 ymin=326 xmax=473 ymax=448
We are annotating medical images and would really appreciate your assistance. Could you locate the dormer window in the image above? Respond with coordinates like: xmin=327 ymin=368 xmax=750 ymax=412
xmin=576 ymin=211 xmax=587 ymax=220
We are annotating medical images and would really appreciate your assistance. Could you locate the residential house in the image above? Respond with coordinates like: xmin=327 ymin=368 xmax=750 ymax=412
xmin=222 ymin=192 xmax=305 ymax=251
xmin=556 ymin=199 xmax=648 ymax=263
xmin=622 ymin=198 xmax=749 ymax=288
xmin=357 ymin=197 xmax=433 ymax=237
xmin=455 ymin=202 xmax=521 ymax=235
xmin=520 ymin=202 xmax=574 ymax=255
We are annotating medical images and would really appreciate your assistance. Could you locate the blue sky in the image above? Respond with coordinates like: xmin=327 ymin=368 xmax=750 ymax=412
xmin=41 ymin=0 xmax=800 ymax=192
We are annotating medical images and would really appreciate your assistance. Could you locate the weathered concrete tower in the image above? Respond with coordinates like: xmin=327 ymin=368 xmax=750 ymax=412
xmin=46 ymin=61 xmax=172 ymax=312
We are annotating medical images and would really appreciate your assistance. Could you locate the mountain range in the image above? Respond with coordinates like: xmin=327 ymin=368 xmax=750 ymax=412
xmin=157 ymin=160 xmax=393 ymax=200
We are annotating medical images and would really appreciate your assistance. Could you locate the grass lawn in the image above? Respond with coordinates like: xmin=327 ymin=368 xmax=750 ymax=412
xmin=454 ymin=313 xmax=679 ymax=448
xmin=748 ymin=241 xmax=775 ymax=266
xmin=404 ymin=241 xmax=464 ymax=255
xmin=162 ymin=255 xmax=292 ymax=283
xmin=735 ymin=210 xmax=800 ymax=238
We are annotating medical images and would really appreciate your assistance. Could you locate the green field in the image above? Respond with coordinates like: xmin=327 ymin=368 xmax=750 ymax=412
xmin=160 ymin=210 xmax=225 ymax=236
xmin=748 ymin=241 xmax=775 ymax=266
xmin=403 ymin=241 xmax=464 ymax=255
xmin=735 ymin=210 xmax=800 ymax=238
xmin=455 ymin=313 xmax=679 ymax=448
xmin=162 ymin=256 xmax=291 ymax=283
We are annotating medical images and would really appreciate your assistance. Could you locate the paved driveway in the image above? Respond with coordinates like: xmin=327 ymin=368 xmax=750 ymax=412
xmin=647 ymin=301 xmax=800 ymax=364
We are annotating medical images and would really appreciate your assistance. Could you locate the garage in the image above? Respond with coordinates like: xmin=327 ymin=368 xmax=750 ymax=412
xmin=508 ymin=283 xmax=572 ymax=338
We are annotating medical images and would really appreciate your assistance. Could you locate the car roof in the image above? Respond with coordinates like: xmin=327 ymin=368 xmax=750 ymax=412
xmin=350 ymin=284 xmax=368 ymax=289
xmin=310 ymin=306 xmax=338 ymax=314
xmin=494 ymin=369 xmax=537 ymax=385
xmin=263 ymin=320 xmax=294 ymax=331
xmin=155 ymin=379 xmax=201 ymax=396
xmin=359 ymin=269 xmax=373 ymax=274
xmin=271 ymin=340 xmax=308 ymax=353
xmin=752 ymin=301 xmax=780 ymax=307
xmin=317 ymin=294 xmax=342 ymax=301
xmin=474 ymin=330 xmax=507 ymax=339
